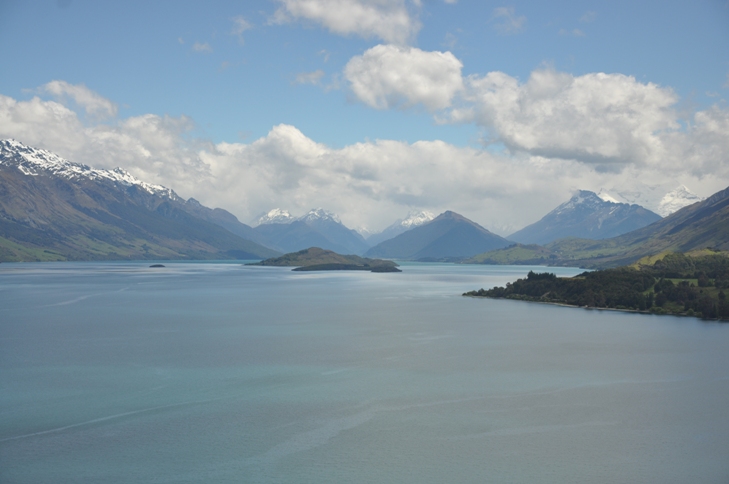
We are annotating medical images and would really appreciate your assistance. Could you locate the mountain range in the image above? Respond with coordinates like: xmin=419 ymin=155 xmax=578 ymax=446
xmin=508 ymin=190 xmax=662 ymax=245
xmin=251 ymin=208 xmax=370 ymax=255
xmin=468 ymin=185 xmax=729 ymax=268
xmin=1 ymin=139 xmax=719 ymax=264
xmin=0 ymin=139 xmax=278 ymax=261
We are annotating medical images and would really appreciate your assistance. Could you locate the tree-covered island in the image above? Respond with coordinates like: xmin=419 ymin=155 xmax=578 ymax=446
xmin=248 ymin=247 xmax=401 ymax=272
xmin=464 ymin=251 xmax=729 ymax=320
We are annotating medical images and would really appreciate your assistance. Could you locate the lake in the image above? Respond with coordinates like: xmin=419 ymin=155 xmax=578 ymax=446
xmin=1 ymin=261 xmax=728 ymax=483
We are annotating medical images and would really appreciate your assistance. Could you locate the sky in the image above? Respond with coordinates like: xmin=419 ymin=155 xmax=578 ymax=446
xmin=0 ymin=0 xmax=728 ymax=235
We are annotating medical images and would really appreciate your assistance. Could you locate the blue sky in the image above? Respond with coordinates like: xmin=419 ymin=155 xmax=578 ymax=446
xmin=1 ymin=0 xmax=728 ymax=233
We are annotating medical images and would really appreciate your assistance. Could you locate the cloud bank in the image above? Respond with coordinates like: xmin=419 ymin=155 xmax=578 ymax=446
xmin=0 ymin=82 xmax=727 ymax=235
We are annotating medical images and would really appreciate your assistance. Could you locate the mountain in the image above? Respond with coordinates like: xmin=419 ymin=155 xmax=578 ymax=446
xmin=252 ymin=208 xmax=370 ymax=255
xmin=181 ymin=198 xmax=270 ymax=246
xmin=553 ymin=184 xmax=729 ymax=267
xmin=657 ymin=185 xmax=703 ymax=217
xmin=508 ymin=190 xmax=662 ymax=245
xmin=367 ymin=210 xmax=435 ymax=246
xmin=254 ymin=208 xmax=296 ymax=225
xmin=0 ymin=139 xmax=279 ymax=261
xmin=597 ymin=184 xmax=702 ymax=216
xmin=365 ymin=210 xmax=511 ymax=260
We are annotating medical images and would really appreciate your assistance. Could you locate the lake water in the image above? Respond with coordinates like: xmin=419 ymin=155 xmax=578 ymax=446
xmin=1 ymin=261 xmax=728 ymax=483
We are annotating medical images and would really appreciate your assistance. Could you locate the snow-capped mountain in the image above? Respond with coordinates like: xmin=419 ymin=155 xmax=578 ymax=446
xmin=0 ymin=139 xmax=279 ymax=261
xmin=367 ymin=210 xmax=435 ymax=246
xmin=254 ymin=208 xmax=296 ymax=226
xmin=251 ymin=207 xmax=369 ymax=255
xmin=298 ymin=208 xmax=341 ymax=225
xmin=657 ymin=185 xmax=704 ymax=217
xmin=0 ymin=139 xmax=177 ymax=200
xmin=596 ymin=189 xmax=621 ymax=204
xmin=598 ymin=184 xmax=703 ymax=217
xmin=508 ymin=190 xmax=662 ymax=245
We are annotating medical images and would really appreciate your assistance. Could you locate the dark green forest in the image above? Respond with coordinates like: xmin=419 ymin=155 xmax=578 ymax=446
xmin=464 ymin=252 xmax=729 ymax=320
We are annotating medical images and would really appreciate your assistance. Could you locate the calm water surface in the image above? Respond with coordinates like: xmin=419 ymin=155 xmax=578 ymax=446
xmin=1 ymin=261 xmax=728 ymax=483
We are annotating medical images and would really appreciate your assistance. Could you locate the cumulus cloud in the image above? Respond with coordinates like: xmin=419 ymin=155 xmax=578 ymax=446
xmin=453 ymin=68 xmax=680 ymax=166
xmin=344 ymin=44 xmax=463 ymax=110
xmin=580 ymin=11 xmax=597 ymax=23
xmin=1 ymin=84 xmax=727 ymax=235
xmin=41 ymin=80 xmax=117 ymax=119
xmin=490 ymin=7 xmax=526 ymax=35
xmin=192 ymin=42 xmax=212 ymax=53
xmin=231 ymin=16 xmax=252 ymax=44
xmin=271 ymin=0 xmax=420 ymax=45
xmin=294 ymin=70 xmax=326 ymax=85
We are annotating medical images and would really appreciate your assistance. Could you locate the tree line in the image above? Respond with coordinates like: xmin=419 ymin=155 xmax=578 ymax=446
xmin=464 ymin=252 xmax=729 ymax=320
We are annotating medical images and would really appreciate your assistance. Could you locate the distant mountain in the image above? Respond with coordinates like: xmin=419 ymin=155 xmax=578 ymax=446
xmin=0 ymin=139 xmax=279 ymax=261
xmin=367 ymin=210 xmax=435 ymax=246
xmin=254 ymin=208 xmax=296 ymax=225
xmin=508 ymin=190 xmax=661 ymax=245
xmin=554 ymin=184 xmax=729 ymax=267
xmin=365 ymin=211 xmax=511 ymax=260
xmin=181 ymin=198 xmax=270 ymax=246
xmin=252 ymin=208 xmax=370 ymax=255
xmin=657 ymin=185 xmax=703 ymax=217
xmin=598 ymin=184 xmax=702 ymax=216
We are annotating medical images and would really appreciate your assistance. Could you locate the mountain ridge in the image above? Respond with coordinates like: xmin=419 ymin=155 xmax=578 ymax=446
xmin=508 ymin=190 xmax=661 ymax=245
xmin=0 ymin=139 xmax=279 ymax=261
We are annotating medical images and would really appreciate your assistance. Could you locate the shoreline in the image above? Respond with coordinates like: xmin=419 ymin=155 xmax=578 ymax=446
xmin=463 ymin=294 xmax=728 ymax=322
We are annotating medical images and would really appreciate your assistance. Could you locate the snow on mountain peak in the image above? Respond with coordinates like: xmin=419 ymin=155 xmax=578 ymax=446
xmin=401 ymin=210 xmax=435 ymax=229
xmin=0 ymin=139 xmax=177 ymax=199
xmin=597 ymin=189 xmax=620 ymax=204
xmin=657 ymin=185 xmax=703 ymax=216
xmin=299 ymin=208 xmax=341 ymax=224
xmin=255 ymin=208 xmax=295 ymax=225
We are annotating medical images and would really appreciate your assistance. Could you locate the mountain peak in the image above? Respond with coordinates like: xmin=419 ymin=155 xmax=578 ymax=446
xmin=255 ymin=208 xmax=295 ymax=226
xmin=508 ymin=189 xmax=661 ymax=245
xmin=597 ymin=189 xmax=620 ymax=204
xmin=401 ymin=210 xmax=435 ymax=228
xmin=657 ymin=185 xmax=703 ymax=216
xmin=299 ymin=208 xmax=341 ymax=224
xmin=0 ymin=139 xmax=177 ymax=200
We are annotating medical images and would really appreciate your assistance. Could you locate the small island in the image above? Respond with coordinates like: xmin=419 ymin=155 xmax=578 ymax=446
xmin=464 ymin=251 xmax=729 ymax=320
xmin=247 ymin=247 xmax=401 ymax=272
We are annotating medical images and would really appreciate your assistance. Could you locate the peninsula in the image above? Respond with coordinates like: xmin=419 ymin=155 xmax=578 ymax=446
xmin=464 ymin=251 xmax=729 ymax=320
xmin=248 ymin=247 xmax=401 ymax=272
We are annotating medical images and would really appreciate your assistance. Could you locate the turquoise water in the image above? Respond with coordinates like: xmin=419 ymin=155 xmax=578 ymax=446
xmin=1 ymin=261 xmax=728 ymax=483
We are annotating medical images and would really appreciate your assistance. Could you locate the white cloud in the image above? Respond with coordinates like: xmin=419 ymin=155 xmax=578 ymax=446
xmin=231 ymin=16 xmax=252 ymax=44
xmin=1 ymin=84 xmax=727 ymax=235
xmin=580 ymin=11 xmax=597 ymax=23
xmin=455 ymin=68 xmax=680 ymax=166
xmin=490 ymin=7 xmax=526 ymax=35
xmin=192 ymin=42 xmax=212 ymax=53
xmin=344 ymin=44 xmax=463 ymax=110
xmin=271 ymin=0 xmax=420 ymax=45
xmin=294 ymin=70 xmax=325 ymax=85
xmin=42 ymin=80 xmax=117 ymax=119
